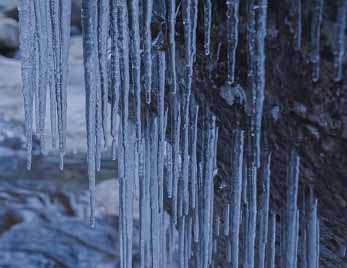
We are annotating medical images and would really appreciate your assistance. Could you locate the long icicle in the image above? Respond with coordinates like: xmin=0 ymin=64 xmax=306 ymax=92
xmin=203 ymin=0 xmax=212 ymax=56
xmin=118 ymin=0 xmax=132 ymax=265
xmin=229 ymin=128 xmax=244 ymax=268
xmin=168 ymin=0 xmax=177 ymax=94
xmin=285 ymin=149 xmax=300 ymax=268
xmin=257 ymin=150 xmax=272 ymax=268
xmin=226 ymin=0 xmax=240 ymax=84
xmin=267 ymin=212 xmax=277 ymax=268
xmin=128 ymin=0 xmax=142 ymax=144
xmin=311 ymin=0 xmax=324 ymax=82
xmin=334 ymin=0 xmax=347 ymax=81
xmin=97 ymin=0 xmax=110 ymax=148
xmin=18 ymin=0 xmax=35 ymax=170
xmin=81 ymin=0 xmax=98 ymax=228
xmin=143 ymin=0 xmax=153 ymax=104
xmin=294 ymin=0 xmax=302 ymax=50
xmin=110 ymin=0 xmax=120 ymax=160
xmin=58 ymin=0 xmax=71 ymax=169
xmin=182 ymin=0 xmax=193 ymax=215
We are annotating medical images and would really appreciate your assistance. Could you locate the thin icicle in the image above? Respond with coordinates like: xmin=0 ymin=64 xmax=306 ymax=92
xmin=294 ymin=0 xmax=302 ymax=50
xmin=143 ymin=0 xmax=153 ymax=103
xmin=150 ymin=117 xmax=160 ymax=268
xmin=110 ymin=0 xmax=120 ymax=160
xmin=244 ymin=124 xmax=258 ymax=268
xmin=58 ymin=0 xmax=71 ymax=169
xmin=267 ymin=213 xmax=276 ymax=268
xmin=171 ymin=96 xmax=181 ymax=224
xmin=182 ymin=0 xmax=193 ymax=216
xmin=226 ymin=0 xmax=240 ymax=84
xmin=229 ymin=128 xmax=244 ymax=268
xmin=168 ymin=0 xmax=177 ymax=94
xmin=285 ymin=149 xmax=300 ymax=268
xmin=18 ymin=0 xmax=35 ymax=170
xmin=293 ymin=209 xmax=300 ymax=267
xmin=307 ymin=187 xmax=318 ymax=268
xmin=254 ymin=0 xmax=268 ymax=168
xmin=97 ymin=0 xmax=110 ymax=148
xmin=203 ymin=0 xmax=212 ymax=55
xmin=128 ymin=0 xmax=142 ymax=144
xmin=158 ymin=52 xmax=166 ymax=215
xmin=34 ymin=0 xmax=49 ymax=154
xmin=191 ymin=104 xmax=199 ymax=209
xmin=258 ymin=151 xmax=272 ymax=268
xmin=311 ymin=0 xmax=324 ymax=82
xmin=81 ymin=0 xmax=98 ymax=228
xmin=224 ymin=204 xmax=230 ymax=236
xmin=334 ymin=0 xmax=347 ymax=81
xmin=201 ymin=114 xmax=216 ymax=268
xmin=191 ymin=0 xmax=199 ymax=60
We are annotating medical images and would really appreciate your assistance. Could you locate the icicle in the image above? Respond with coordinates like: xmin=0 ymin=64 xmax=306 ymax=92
xmin=334 ymin=0 xmax=347 ymax=81
xmin=18 ymin=0 xmax=35 ymax=170
xmin=158 ymin=52 xmax=166 ymax=216
xmin=58 ymin=0 xmax=71 ymax=169
xmin=285 ymin=149 xmax=300 ymax=268
xmin=311 ymin=0 xmax=324 ymax=82
xmin=193 ymin=188 xmax=200 ymax=242
xmin=150 ymin=117 xmax=160 ymax=268
xmin=294 ymin=0 xmax=302 ymax=50
xmin=203 ymin=0 xmax=212 ymax=55
xmin=118 ymin=0 xmax=132 ymax=266
xmin=168 ymin=0 xmax=177 ymax=94
xmin=128 ymin=0 xmax=142 ymax=144
xmin=97 ymin=0 xmax=110 ymax=148
xmin=179 ymin=216 xmax=186 ymax=268
xmin=182 ymin=0 xmax=193 ymax=215
xmin=143 ymin=0 xmax=153 ymax=103
xmin=257 ymin=151 xmax=272 ymax=268
xmin=110 ymin=0 xmax=120 ymax=160
xmin=216 ymin=214 xmax=220 ymax=237
xmin=224 ymin=204 xmax=230 ymax=236
xmin=171 ymin=96 xmax=181 ymax=224
xmin=201 ymin=114 xmax=216 ymax=268
xmin=229 ymin=128 xmax=244 ymax=268
xmin=294 ymin=209 xmax=300 ymax=267
xmin=301 ymin=190 xmax=307 ymax=268
xmin=307 ymin=187 xmax=318 ymax=268
xmin=191 ymin=104 xmax=199 ymax=209
xmin=267 ymin=213 xmax=277 ymax=268
xmin=81 ymin=0 xmax=98 ymax=228
xmin=191 ymin=0 xmax=199 ymax=60
xmin=34 ymin=0 xmax=49 ymax=154
xmin=226 ymin=0 xmax=240 ymax=84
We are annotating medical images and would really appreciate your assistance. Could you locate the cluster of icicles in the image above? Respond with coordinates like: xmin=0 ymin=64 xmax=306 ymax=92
xmin=16 ymin=0 xmax=337 ymax=267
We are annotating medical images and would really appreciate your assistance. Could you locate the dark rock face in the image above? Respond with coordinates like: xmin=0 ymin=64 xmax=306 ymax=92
xmin=183 ymin=1 xmax=347 ymax=267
